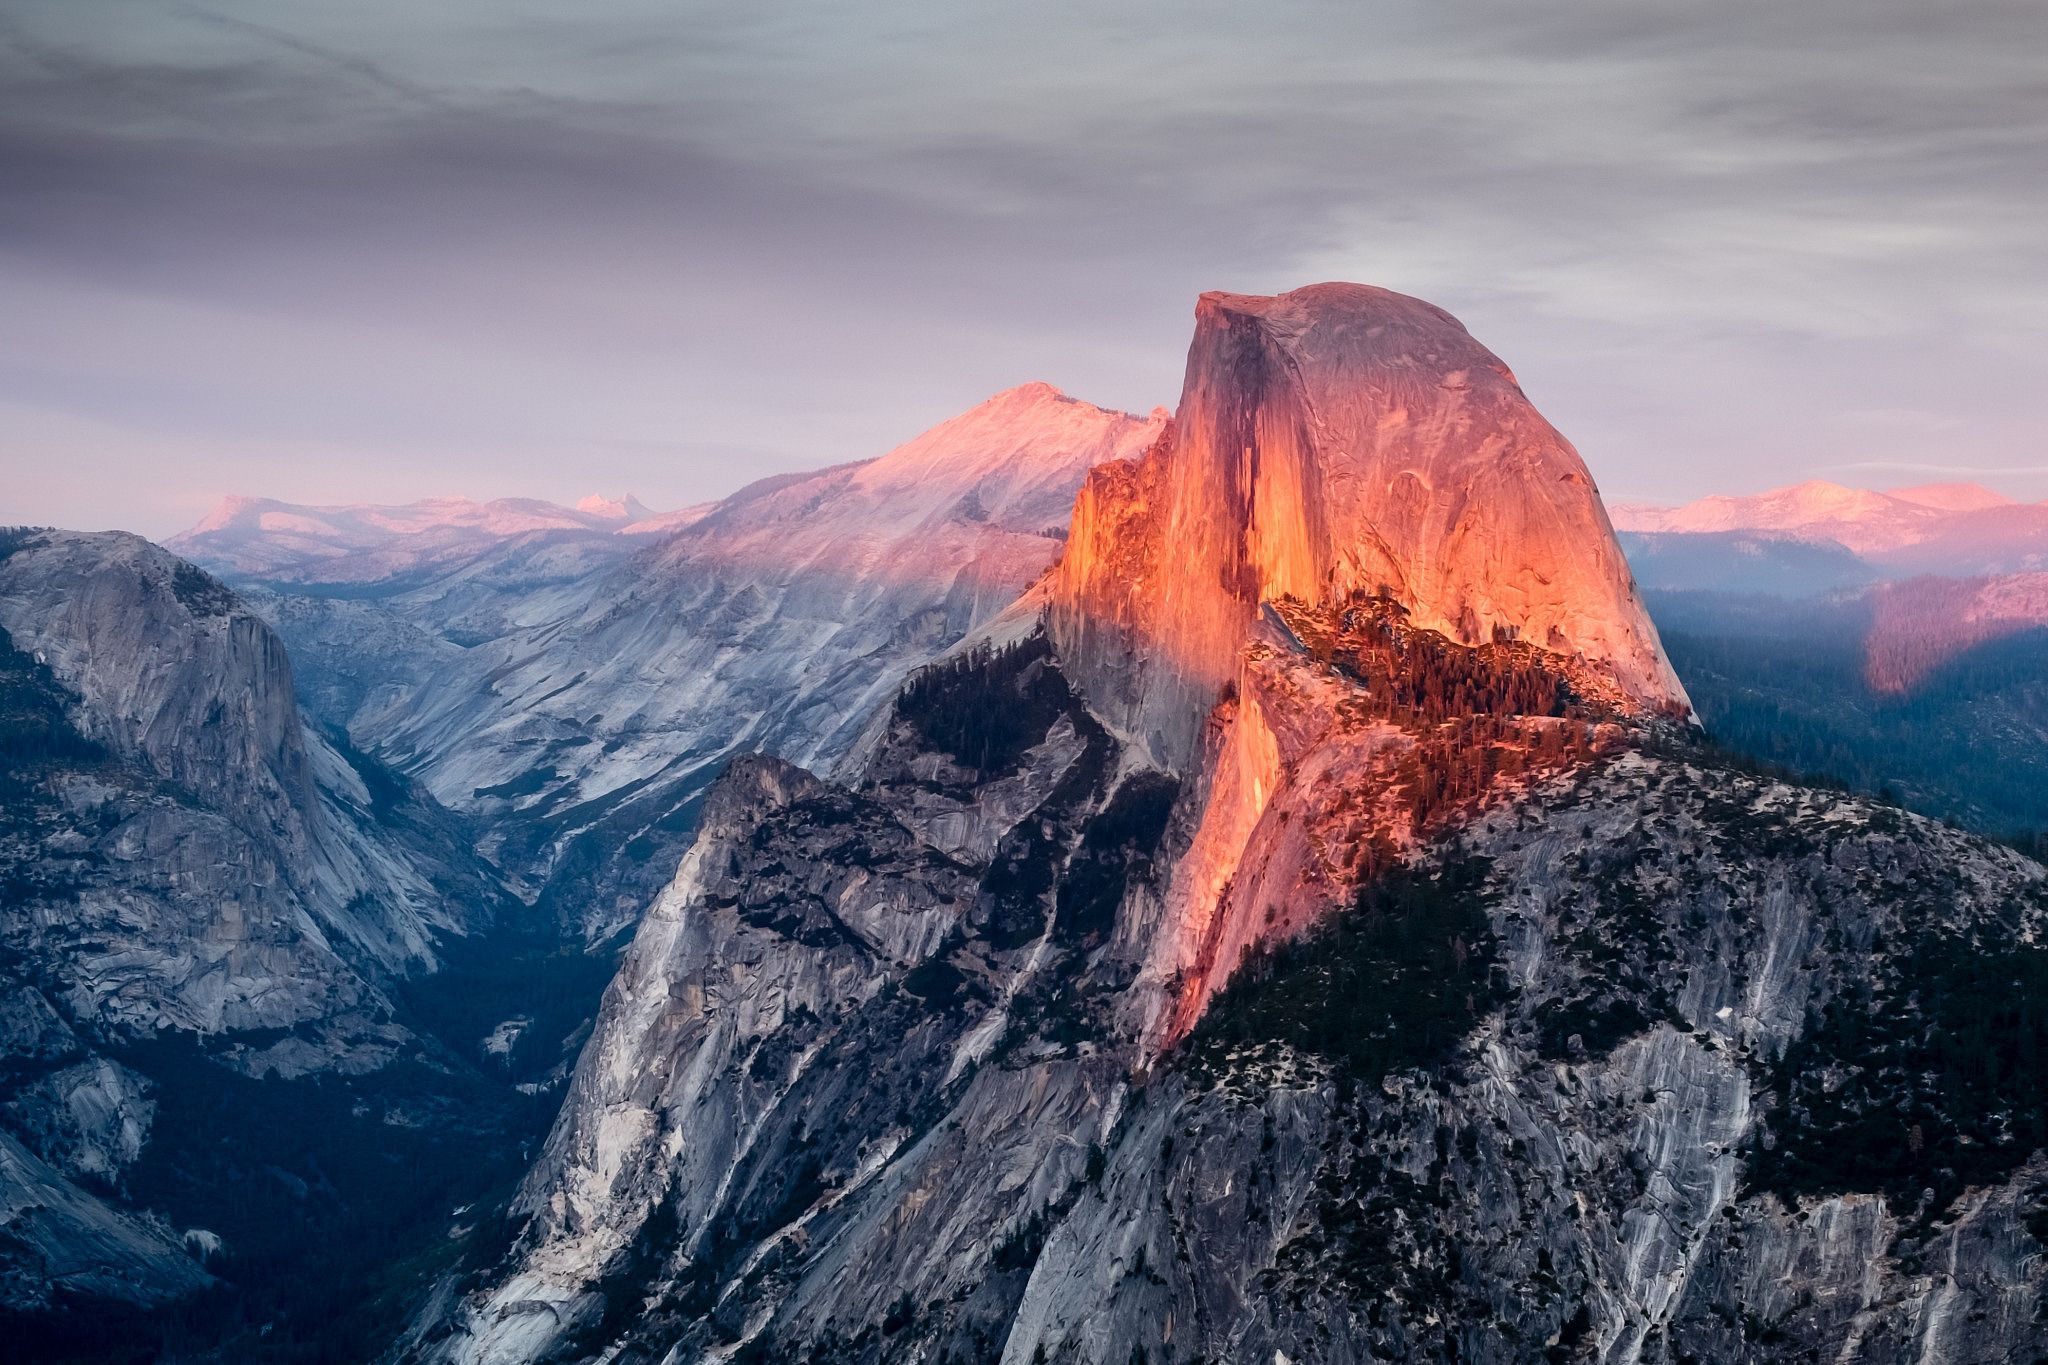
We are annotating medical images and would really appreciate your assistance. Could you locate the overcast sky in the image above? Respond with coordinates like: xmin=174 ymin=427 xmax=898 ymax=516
xmin=3 ymin=0 xmax=2045 ymax=537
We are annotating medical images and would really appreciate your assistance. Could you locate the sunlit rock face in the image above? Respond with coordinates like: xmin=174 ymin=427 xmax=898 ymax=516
xmin=1052 ymin=284 xmax=1690 ymax=1047
xmin=371 ymin=383 xmax=1163 ymax=940
xmin=1053 ymin=283 xmax=1686 ymax=769
xmin=404 ymin=289 xmax=2048 ymax=1365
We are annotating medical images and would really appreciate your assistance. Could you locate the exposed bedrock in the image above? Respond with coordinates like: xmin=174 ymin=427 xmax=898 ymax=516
xmin=1052 ymin=283 xmax=1687 ymax=770
xmin=405 ymin=285 xmax=2045 ymax=1364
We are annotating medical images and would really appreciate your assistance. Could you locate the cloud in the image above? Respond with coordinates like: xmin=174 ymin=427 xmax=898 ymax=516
xmin=2 ymin=0 xmax=2045 ymax=534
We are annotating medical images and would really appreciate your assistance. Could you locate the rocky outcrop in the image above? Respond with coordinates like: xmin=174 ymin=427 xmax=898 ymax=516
xmin=1016 ymin=755 xmax=2048 ymax=1365
xmin=1047 ymin=285 xmax=1689 ymax=1045
xmin=358 ymin=383 xmax=1163 ymax=941
xmin=0 ymin=530 xmax=501 ymax=1045
xmin=4 ymin=1056 xmax=155 ymax=1187
xmin=0 ymin=528 xmax=519 ymax=1313
xmin=413 ymin=632 xmax=2048 ymax=1365
xmin=1053 ymin=284 xmax=1687 ymax=770
xmin=401 ymin=635 xmax=1143 ymax=1365
xmin=0 ymin=1129 xmax=207 ymax=1309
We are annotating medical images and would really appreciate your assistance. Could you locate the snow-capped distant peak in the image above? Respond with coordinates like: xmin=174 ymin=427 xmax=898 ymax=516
xmin=1610 ymin=476 xmax=2048 ymax=568
xmin=576 ymin=493 xmax=655 ymax=522
xmin=1612 ymin=479 xmax=2027 ymax=535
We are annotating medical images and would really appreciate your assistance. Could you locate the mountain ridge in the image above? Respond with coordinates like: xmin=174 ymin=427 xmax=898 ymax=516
xmin=168 ymin=493 xmax=714 ymax=589
xmin=1613 ymin=478 xmax=2048 ymax=575
xmin=339 ymin=383 xmax=1163 ymax=941
xmin=19 ymin=289 xmax=2048 ymax=1362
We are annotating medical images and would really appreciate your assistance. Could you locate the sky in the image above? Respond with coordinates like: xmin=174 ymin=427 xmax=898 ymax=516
xmin=3 ymin=0 xmax=2045 ymax=538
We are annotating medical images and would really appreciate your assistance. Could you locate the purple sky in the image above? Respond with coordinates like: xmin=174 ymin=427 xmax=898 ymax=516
xmin=4 ymin=1 xmax=2046 ymax=538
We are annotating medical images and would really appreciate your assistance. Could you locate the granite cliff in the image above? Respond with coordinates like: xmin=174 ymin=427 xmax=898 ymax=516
xmin=18 ymin=284 xmax=2048 ymax=1363
xmin=1051 ymin=283 xmax=1687 ymax=772
xmin=0 ymin=528 xmax=513 ymax=1313
xmin=391 ymin=289 xmax=2048 ymax=1365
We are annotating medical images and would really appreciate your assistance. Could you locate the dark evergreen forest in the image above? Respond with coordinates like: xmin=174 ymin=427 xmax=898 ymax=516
xmin=1645 ymin=589 xmax=2048 ymax=844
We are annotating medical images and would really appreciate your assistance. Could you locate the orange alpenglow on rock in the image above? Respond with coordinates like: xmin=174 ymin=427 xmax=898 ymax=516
xmin=1051 ymin=282 xmax=1689 ymax=768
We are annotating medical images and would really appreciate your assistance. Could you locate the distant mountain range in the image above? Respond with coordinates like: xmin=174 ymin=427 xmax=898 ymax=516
xmin=2 ymin=382 xmax=1163 ymax=1346
xmin=172 ymin=383 xmax=1164 ymax=943
xmin=1613 ymin=478 xmax=2048 ymax=578
xmin=168 ymin=492 xmax=710 ymax=587
xmin=1607 ymin=480 xmax=2048 ymax=836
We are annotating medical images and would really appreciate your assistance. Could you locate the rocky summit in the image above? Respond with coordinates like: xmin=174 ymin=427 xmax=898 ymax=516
xmin=381 ymin=287 xmax=2048 ymax=1365
xmin=1051 ymin=283 xmax=1688 ymax=772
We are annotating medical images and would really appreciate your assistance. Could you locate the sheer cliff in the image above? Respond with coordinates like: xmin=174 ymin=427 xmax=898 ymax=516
xmin=392 ymin=288 xmax=2048 ymax=1364
xmin=0 ymin=530 xmax=501 ymax=1047
xmin=0 ymin=528 xmax=517 ymax=1314
xmin=1051 ymin=284 xmax=1687 ymax=771
xmin=410 ymin=632 xmax=2048 ymax=1365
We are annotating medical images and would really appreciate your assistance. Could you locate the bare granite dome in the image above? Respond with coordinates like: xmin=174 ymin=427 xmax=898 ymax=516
xmin=1053 ymin=282 xmax=1688 ymax=766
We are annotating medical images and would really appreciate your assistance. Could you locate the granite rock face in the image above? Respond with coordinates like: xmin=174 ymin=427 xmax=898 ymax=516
xmin=0 ymin=1129 xmax=208 ymax=1309
xmin=412 ymin=637 xmax=2048 ymax=1365
xmin=4 ymin=1056 xmax=156 ymax=1186
xmin=354 ymin=384 xmax=1162 ymax=941
xmin=401 ymin=636 xmax=1145 ymax=1365
xmin=1053 ymin=284 xmax=1687 ymax=770
xmin=1018 ymin=756 xmax=2048 ymax=1365
xmin=0 ymin=530 xmax=499 ymax=1046
xmin=406 ymin=286 xmax=2048 ymax=1365
xmin=0 ymin=529 xmax=505 ymax=1310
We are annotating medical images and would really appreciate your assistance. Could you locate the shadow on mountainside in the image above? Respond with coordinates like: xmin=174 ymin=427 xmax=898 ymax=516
xmin=1646 ymin=588 xmax=2048 ymax=841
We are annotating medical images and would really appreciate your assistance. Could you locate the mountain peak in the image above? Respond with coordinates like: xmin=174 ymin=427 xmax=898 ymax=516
xmin=839 ymin=384 xmax=1166 ymax=511
xmin=998 ymin=380 xmax=1067 ymax=404
xmin=1052 ymin=281 xmax=1687 ymax=766
xmin=575 ymin=492 xmax=654 ymax=521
